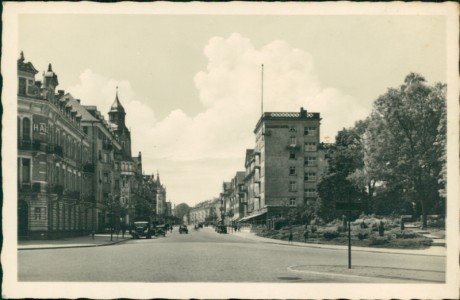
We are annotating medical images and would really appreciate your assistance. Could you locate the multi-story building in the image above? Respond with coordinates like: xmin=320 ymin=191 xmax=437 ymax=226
xmin=189 ymin=199 xmax=220 ymax=225
xmin=240 ymin=107 xmax=326 ymax=227
xmin=228 ymin=172 xmax=246 ymax=224
xmin=18 ymin=53 xmax=168 ymax=239
xmin=18 ymin=53 xmax=93 ymax=238
xmin=155 ymin=172 xmax=167 ymax=222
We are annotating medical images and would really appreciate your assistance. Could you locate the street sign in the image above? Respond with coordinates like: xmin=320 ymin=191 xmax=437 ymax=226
xmin=335 ymin=202 xmax=362 ymax=211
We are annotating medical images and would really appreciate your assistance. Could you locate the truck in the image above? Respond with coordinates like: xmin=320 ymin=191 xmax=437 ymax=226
xmin=132 ymin=221 xmax=154 ymax=239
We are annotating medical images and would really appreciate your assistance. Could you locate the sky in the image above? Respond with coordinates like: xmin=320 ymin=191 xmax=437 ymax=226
xmin=18 ymin=14 xmax=447 ymax=207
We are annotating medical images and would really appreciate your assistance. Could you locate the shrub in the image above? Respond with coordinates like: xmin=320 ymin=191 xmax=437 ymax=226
xmin=357 ymin=230 xmax=369 ymax=240
xmin=395 ymin=232 xmax=417 ymax=239
xmin=370 ymin=236 xmax=390 ymax=246
xmin=323 ymin=230 xmax=340 ymax=240
xmin=337 ymin=225 xmax=347 ymax=232
xmin=311 ymin=225 xmax=317 ymax=233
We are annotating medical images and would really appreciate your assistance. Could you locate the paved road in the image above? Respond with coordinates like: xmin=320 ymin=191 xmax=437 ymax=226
xmin=18 ymin=227 xmax=445 ymax=282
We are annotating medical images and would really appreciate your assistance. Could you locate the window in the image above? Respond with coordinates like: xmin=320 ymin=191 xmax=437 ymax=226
xmin=18 ymin=77 xmax=26 ymax=95
xmin=305 ymin=172 xmax=316 ymax=181
xmin=289 ymin=150 xmax=296 ymax=160
xmin=22 ymin=118 xmax=31 ymax=140
xmin=289 ymin=198 xmax=296 ymax=206
xmin=22 ymin=158 xmax=31 ymax=182
xmin=103 ymin=173 xmax=109 ymax=183
xmin=290 ymin=136 xmax=296 ymax=145
xmin=83 ymin=126 xmax=88 ymax=134
xmin=304 ymin=142 xmax=317 ymax=152
xmin=304 ymin=126 xmax=317 ymax=136
xmin=289 ymin=181 xmax=297 ymax=192
xmin=289 ymin=166 xmax=296 ymax=175
xmin=35 ymin=207 xmax=43 ymax=220
xmin=305 ymin=156 xmax=317 ymax=166
xmin=305 ymin=188 xmax=316 ymax=197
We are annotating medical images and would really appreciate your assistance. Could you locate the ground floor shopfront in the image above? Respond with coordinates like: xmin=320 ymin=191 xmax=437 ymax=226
xmin=18 ymin=191 xmax=98 ymax=239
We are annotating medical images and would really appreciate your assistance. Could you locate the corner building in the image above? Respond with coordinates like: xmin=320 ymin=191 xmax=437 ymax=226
xmin=243 ymin=107 xmax=326 ymax=226
xmin=17 ymin=53 xmax=93 ymax=239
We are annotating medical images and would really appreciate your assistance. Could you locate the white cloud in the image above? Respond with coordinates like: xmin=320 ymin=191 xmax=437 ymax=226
xmin=67 ymin=33 xmax=371 ymax=205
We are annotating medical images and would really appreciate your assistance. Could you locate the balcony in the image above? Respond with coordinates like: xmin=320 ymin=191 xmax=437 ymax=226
xmin=18 ymin=139 xmax=46 ymax=151
xmin=102 ymin=143 xmax=113 ymax=151
xmin=47 ymin=144 xmax=64 ymax=157
xmin=47 ymin=184 xmax=64 ymax=195
xmin=18 ymin=182 xmax=44 ymax=193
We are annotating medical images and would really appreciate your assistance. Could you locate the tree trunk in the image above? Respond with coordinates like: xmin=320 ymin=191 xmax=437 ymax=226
xmin=420 ymin=198 xmax=427 ymax=229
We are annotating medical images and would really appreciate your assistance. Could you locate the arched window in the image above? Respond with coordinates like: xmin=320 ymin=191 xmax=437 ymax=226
xmin=22 ymin=118 xmax=31 ymax=140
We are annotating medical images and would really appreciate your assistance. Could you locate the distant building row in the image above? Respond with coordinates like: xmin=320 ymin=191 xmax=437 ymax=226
xmin=17 ymin=52 xmax=171 ymax=239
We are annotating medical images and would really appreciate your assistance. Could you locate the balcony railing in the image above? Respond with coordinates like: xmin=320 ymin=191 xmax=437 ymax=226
xmin=47 ymin=184 xmax=64 ymax=195
xmin=18 ymin=139 xmax=46 ymax=151
xmin=18 ymin=182 xmax=43 ymax=192
xmin=47 ymin=144 xmax=64 ymax=157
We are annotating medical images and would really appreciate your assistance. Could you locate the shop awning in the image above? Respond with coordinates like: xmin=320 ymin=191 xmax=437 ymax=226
xmin=238 ymin=211 xmax=267 ymax=222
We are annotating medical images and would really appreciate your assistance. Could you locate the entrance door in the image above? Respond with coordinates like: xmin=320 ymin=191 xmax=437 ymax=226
xmin=18 ymin=200 xmax=29 ymax=236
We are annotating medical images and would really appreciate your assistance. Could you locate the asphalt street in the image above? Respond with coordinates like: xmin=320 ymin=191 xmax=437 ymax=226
xmin=18 ymin=226 xmax=445 ymax=282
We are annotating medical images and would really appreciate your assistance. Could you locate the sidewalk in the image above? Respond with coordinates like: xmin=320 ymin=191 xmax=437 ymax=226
xmin=232 ymin=230 xmax=446 ymax=257
xmin=18 ymin=234 xmax=132 ymax=250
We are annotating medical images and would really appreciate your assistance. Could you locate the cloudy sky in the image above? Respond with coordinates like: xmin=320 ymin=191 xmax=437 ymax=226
xmin=18 ymin=13 xmax=446 ymax=206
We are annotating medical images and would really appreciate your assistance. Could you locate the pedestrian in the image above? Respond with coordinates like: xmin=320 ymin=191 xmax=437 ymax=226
xmin=288 ymin=231 xmax=293 ymax=243
xmin=121 ymin=224 xmax=126 ymax=238
xmin=303 ymin=230 xmax=308 ymax=242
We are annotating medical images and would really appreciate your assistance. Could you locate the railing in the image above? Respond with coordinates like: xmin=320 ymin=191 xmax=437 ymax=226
xmin=18 ymin=139 xmax=46 ymax=151
xmin=18 ymin=182 xmax=43 ymax=192
xmin=102 ymin=143 xmax=113 ymax=151
xmin=47 ymin=144 xmax=64 ymax=157
xmin=48 ymin=184 xmax=64 ymax=195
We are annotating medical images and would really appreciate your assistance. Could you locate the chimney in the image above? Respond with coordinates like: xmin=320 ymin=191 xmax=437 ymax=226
xmin=300 ymin=107 xmax=307 ymax=118
xmin=57 ymin=90 xmax=65 ymax=98
xmin=76 ymin=99 xmax=81 ymax=103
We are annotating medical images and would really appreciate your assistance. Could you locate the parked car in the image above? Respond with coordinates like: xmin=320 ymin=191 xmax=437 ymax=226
xmin=132 ymin=221 xmax=154 ymax=239
xmin=216 ymin=225 xmax=227 ymax=234
xmin=179 ymin=225 xmax=188 ymax=234
xmin=155 ymin=224 xmax=166 ymax=237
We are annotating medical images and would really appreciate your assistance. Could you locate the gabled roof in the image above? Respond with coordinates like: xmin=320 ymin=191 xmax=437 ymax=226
xmin=17 ymin=51 xmax=39 ymax=75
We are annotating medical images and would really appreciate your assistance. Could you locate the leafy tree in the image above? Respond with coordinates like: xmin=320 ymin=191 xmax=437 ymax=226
xmin=174 ymin=203 xmax=190 ymax=221
xmin=317 ymin=128 xmax=363 ymax=222
xmin=365 ymin=73 xmax=446 ymax=228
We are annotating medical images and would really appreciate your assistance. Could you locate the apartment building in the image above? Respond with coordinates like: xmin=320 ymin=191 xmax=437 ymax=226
xmin=240 ymin=107 xmax=327 ymax=226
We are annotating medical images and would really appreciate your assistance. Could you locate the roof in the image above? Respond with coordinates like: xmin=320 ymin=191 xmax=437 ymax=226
xmin=63 ymin=94 xmax=97 ymax=122
xmin=17 ymin=51 xmax=38 ymax=75
xmin=245 ymin=149 xmax=254 ymax=166
xmin=236 ymin=171 xmax=245 ymax=183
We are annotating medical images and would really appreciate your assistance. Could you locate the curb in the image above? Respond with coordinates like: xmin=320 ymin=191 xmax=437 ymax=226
xmin=233 ymin=233 xmax=446 ymax=257
xmin=18 ymin=237 xmax=132 ymax=251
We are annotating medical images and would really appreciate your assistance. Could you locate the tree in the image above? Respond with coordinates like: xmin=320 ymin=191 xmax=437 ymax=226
xmin=365 ymin=73 xmax=446 ymax=228
xmin=174 ymin=203 xmax=190 ymax=221
xmin=317 ymin=128 xmax=363 ymax=222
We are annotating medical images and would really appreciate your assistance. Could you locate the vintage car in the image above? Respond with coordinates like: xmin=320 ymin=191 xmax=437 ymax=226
xmin=215 ymin=225 xmax=227 ymax=234
xmin=132 ymin=221 xmax=154 ymax=239
xmin=155 ymin=224 xmax=167 ymax=237
xmin=179 ymin=225 xmax=189 ymax=234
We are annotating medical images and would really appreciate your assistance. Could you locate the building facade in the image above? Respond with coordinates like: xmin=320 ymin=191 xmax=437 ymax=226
xmin=18 ymin=53 xmax=168 ymax=239
xmin=240 ymin=107 xmax=327 ymax=226
xmin=18 ymin=53 xmax=93 ymax=238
